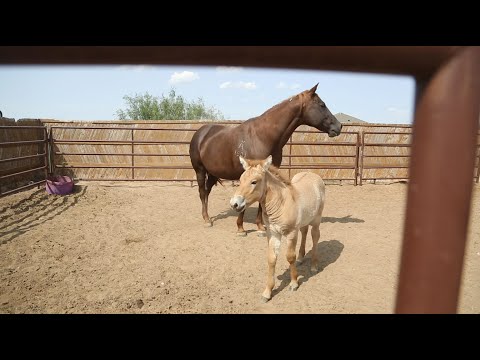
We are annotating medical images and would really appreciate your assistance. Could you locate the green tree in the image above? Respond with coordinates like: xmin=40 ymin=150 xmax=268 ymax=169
xmin=116 ymin=89 xmax=224 ymax=120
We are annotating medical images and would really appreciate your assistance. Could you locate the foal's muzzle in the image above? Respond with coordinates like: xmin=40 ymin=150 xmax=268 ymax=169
xmin=230 ymin=195 xmax=246 ymax=213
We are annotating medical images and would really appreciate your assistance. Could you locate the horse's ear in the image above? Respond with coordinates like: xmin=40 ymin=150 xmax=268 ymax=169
xmin=308 ymin=83 xmax=319 ymax=96
xmin=262 ymin=155 xmax=273 ymax=171
xmin=239 ymin=156 xmax=250 ymax=170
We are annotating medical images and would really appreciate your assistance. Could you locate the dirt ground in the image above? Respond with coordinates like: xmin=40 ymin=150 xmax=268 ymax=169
xmin=0 ymin=180 xmax=479 ymax=314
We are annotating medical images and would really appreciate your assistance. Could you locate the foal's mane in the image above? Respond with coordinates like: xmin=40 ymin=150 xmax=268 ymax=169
xmin=247 ymin=160 xmax=291 ymax=186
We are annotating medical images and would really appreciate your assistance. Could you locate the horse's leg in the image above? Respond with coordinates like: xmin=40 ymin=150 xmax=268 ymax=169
xmin=310 ymin=218 xmax=322 ymax=273
xmin=262 ymin=229 xmax=281 ymax=302
xmin=195 ymin=169 xmax=212 ymax=227
xmin=202 ymin=173 xmax=219 ymax=226
xmin=236 ymin=210 xmax=247 ymax=236
xmin=255 ymin=203 xmax=266 ymax=237
xmin=286 ymin=230 xmax=299 ymax=291
xmin=296 ymin=226 xmax=309 ymax=265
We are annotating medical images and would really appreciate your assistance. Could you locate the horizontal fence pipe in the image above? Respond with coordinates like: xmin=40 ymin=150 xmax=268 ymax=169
xmin=363 ymin=154 xmax=411 ymax=158
xmin=55 ymin=165 xmax=193 ymax=169
xmin=0 ymin=180 xmax=47 ymax=197
xmin=56 ymin=165 xmax=356 ymax=170
xmin=52 ymin=140 xmax=190 ymax=144
xmin=363 ymin=143 xmax=412 ymax=147
xmin=51 ymin=126 xmax=200 ymax=132
xmin=0 ymin=126 xmax=47 ymax=130
xmin=363 ymin=132 xmax=413 ymax=136
xmin=362 ymin=165 xmax=410 ymax=169
xmin=0 ymin=140 xmax=46 ymax=146
xmin=0 ymin=166 xmax=47 ymax=180
xmin=0 ymin=153 xmax=46 ymax=163
xmin=288 ymin=141 xmax=357 ymax=146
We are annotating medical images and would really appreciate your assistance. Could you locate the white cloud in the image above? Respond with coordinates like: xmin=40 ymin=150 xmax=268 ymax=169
xmin=276 ymin=82 xmax=301 ymax=90
xmin=169 ymin=71 xmax=200 ymax=85
xmin=116 ymin=65 xmax=154 ymax=72
xmin=220 ymin=81 xmax=257 ymax=90
xmin=387 ymin=106 xmax=408 ymax=114
xmin=216 ymin=66 xmax=243 ymax=73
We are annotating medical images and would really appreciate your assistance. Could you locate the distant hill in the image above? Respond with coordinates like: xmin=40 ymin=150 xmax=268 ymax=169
xmin=334 ymin=113 xmax=367 ymax=124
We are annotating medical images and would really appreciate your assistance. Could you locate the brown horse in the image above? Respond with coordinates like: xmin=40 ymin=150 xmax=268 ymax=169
xmin=189 ymin=84 xmax=341 ymax=235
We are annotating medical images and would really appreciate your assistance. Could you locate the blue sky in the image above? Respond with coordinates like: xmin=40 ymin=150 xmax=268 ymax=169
xmin=0 ymin=65 xmax=415 ymax=124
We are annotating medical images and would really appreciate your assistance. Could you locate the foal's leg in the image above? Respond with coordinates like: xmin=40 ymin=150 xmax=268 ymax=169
xmin=262 ymin=230 xmax=281 ymax=302
xmin=296 ymin=226 xmax=309 ymax=265
xmin=286 ymin=230 xmax=299 ymax=291
xmin=195 ymin=169 xmax=211 ymax=226
xmin=255 ymin=203 xmax=266 ymax=236
xmin=310 ymin=217 xmax=322 ymax=273
xmin=236 ymin=210 xmax=247 ymax=236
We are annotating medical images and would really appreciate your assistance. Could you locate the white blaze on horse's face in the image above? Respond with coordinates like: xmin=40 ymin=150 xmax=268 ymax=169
xmin=230 ymin=156 xmax=272 ymax=213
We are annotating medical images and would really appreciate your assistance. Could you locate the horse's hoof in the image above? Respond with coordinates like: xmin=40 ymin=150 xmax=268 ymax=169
xmin=295 ymin=258 xmax=304 ymax=265
xmin=289 ymin=283 xmax=299 ymax=292
xmin=236 ymin=231 xmax=247 ymax=237
xmin=256 ymin=231 xmax=266 ymax=237
xmin=261 ymin=296 xmax=271 ymax=303
xmin=204 ymin=222 xmax=213 ymax=227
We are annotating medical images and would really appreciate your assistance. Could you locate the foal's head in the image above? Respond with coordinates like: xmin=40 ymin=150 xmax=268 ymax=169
xmin=230 ymin=155 xmax=273 ymax=213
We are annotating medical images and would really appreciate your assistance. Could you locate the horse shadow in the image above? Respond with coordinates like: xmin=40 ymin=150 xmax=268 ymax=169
xmin=211 ymin=206 xmax=259 ymax=224
xmin=272 ymin=239 xmax=344 ymax=298
xmin=0 ymin=185 xmax=88 ymax=245
xmin=322 ymin=215 xmax=364 ymax=223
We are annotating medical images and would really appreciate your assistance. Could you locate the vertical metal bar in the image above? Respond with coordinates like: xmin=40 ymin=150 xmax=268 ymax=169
xmin=354 ymin=132 xmax=360 ymax=186
xmin=395 ymin=47 xmax=480 ymax=314
xmin=49 ymin=127 xmax=55 ymax=176
xmin=359 ymin=131 xmax=365 ymax=185
xmin=43 ymin=127 xmax=48 ymax=181
xmin=131 ymin=129 xmax=135 ymax=180
xmin=288 ymin=135 xmax=292 ymax=179
xmin=476 ymin=145 xmax=480 ymax=183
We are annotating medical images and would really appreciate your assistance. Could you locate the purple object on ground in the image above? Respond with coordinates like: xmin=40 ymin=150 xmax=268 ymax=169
xmin=46 ymin=175 xmax=74 ymax=195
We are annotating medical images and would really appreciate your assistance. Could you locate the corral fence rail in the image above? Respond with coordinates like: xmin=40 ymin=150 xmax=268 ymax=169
xmin=0 ymin=126 xmax=49 ymax=197
xmin=47 ymin=124 xmax=363 ymax=185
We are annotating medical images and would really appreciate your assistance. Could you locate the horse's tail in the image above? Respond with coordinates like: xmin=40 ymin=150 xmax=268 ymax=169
xmin=205 ymin=173 xmax=225 ymax=189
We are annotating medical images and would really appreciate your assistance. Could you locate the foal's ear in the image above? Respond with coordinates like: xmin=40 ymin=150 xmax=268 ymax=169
xmin=262 ymin=155 xmax=273 ymax=171
xmin=308 ymin=83 xmax=319 ymax=96
xmin=239 ymin=156 xmax=250 ymax=170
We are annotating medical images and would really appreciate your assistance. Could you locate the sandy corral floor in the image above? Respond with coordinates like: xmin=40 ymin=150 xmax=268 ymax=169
xmin=0 ymin=181 xmax=478 ymax=314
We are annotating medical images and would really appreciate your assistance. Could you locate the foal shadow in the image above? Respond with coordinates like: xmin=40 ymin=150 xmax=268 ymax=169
xmin=272 ymin=239 xmax=344 ymax=298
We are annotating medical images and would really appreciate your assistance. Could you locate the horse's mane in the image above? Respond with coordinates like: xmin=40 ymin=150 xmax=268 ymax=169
xmin=259 ymin=92 xmax=303 ymax=117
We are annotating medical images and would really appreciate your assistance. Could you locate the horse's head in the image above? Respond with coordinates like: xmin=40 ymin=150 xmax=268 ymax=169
xmin=300 ymin=84 xmax=342 ymax=137
xmin=230 ymin=155 xmax=272 ymax=213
